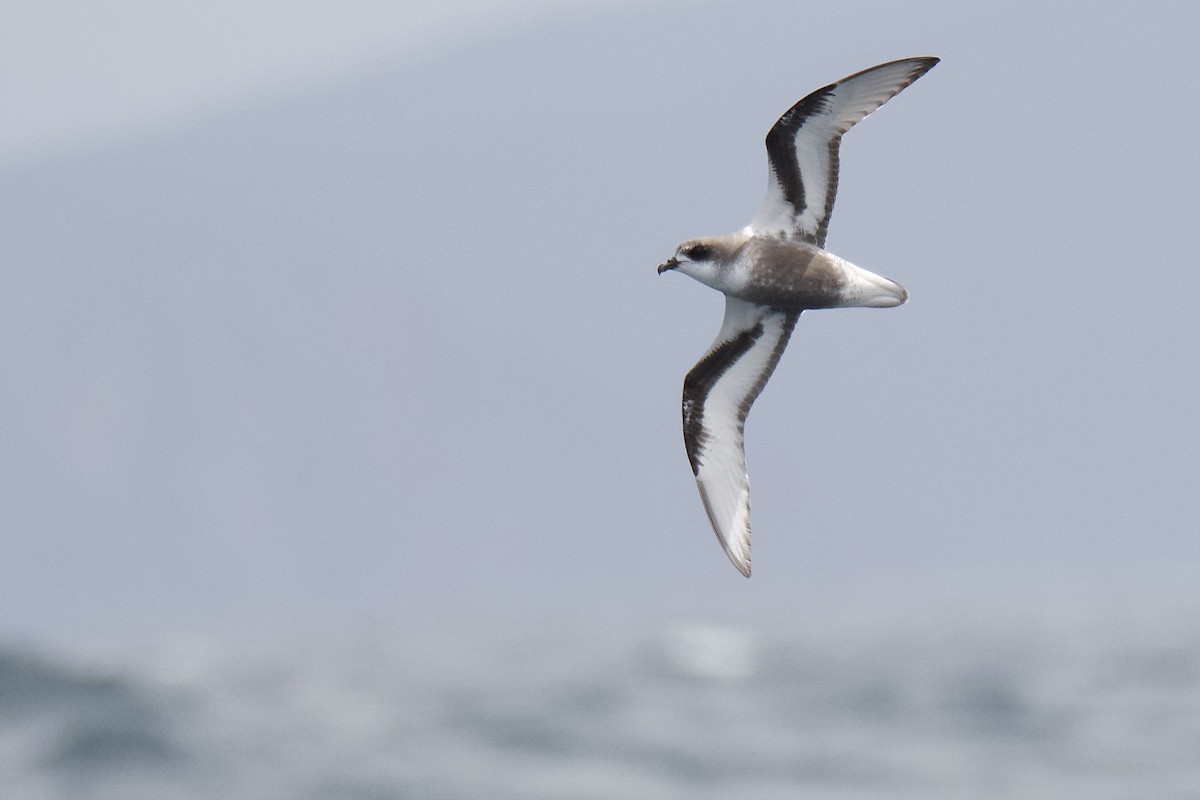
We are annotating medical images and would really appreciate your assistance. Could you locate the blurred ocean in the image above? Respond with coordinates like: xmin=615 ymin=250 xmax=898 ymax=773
xmin=3 ymin=608 xmax=1199 ymax=800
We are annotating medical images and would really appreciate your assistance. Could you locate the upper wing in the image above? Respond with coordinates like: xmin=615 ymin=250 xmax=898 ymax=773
xmin=682 ymin=296 xmax=800 ymax=577
xmin=748 ymin=56 xmax=938 ymax=246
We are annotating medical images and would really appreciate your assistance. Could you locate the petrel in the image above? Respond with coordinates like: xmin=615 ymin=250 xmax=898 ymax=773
xmin=658 ymin=56 xmax=938 ymax=577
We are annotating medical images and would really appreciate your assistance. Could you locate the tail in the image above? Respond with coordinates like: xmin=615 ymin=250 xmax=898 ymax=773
xmin=843 ymin=262 xmax=907 ymax=308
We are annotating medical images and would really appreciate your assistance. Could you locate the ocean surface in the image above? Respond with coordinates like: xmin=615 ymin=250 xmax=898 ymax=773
xmin=3 ymin=608 xmax=1199 ymax=799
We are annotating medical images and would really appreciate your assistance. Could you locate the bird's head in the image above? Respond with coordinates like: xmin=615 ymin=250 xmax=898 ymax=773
xmin=657 ymin=236 xmax=740 ymax=289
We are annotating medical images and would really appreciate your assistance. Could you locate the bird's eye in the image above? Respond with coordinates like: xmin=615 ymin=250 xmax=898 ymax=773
xmin=683 ymin=244 xmax=712 ymax=261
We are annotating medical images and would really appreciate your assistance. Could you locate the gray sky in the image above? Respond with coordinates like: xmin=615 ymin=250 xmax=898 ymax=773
xmin=4 ymin=0 xmax=1199 ymax=650
xmin=1 ymin=0 xmax=648 ymax=169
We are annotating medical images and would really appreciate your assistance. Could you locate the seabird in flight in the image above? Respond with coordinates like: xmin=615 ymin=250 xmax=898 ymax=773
xmin=658 ymin=56 xmax=938 ymax=576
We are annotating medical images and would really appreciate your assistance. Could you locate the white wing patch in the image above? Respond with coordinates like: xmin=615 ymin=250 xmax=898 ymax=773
xmin=682 ymin=297 xmax=799 ymax=576
xmin=748 ymin=57 xmax=939 ymax=245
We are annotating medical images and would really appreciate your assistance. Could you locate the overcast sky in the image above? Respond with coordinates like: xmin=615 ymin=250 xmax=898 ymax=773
xmin=2 ymin=0 xmax=647 ymax=169
xmin=4 ymin=0 xmax=1199 ymax=652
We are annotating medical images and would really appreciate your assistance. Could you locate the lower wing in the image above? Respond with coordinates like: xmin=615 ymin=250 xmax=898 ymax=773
xmin=682 ymin=296 xmax=800 ymax=576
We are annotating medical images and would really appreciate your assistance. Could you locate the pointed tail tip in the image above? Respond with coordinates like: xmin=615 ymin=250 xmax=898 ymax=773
xmin=854 ymin=270 xmax=908 ymax=308
xmin=872 ymin=276 xmax=908 ymax=308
